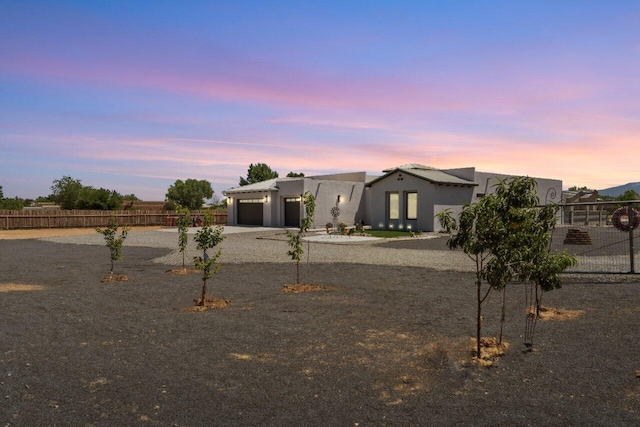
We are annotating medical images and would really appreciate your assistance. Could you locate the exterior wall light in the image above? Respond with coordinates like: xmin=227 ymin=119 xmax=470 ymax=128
xmin=337 ymin=195 xmax=341 ymax=203
xmin=265 ymin=195 xmax=269 ymax=203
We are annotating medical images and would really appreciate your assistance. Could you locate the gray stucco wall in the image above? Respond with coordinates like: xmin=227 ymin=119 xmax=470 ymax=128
xmin=225 ymin=190 xmax=271 ymax=226
xmin=368 ymin=170 xmax=477 ymax=232
xmin=226 ymin=178 xmax=365 ymax=229
xmin=304 ymin=179 xmax=365 ymax=228
xmin=472 ymin=171 xmax=562 ymax=205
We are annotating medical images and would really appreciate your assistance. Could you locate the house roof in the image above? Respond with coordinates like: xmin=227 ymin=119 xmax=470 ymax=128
xmin=368 ymin=165 xmax=477 ymax=187
xmin=223 ymin=178 xmax=279 ymax=195
xmin=382 ymin=163 xmax=437 ymax=173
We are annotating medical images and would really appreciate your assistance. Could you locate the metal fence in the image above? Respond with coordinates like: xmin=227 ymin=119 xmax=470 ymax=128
xmin=0 ymin=209 xmax=227 ymax=230
xmin=553 ymin=201 xmax=639 ymax=274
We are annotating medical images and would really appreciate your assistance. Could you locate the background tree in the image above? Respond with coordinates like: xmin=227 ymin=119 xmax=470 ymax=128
xmin=193 ymin=211 xmax=225 ymax=306
xmin=437 ymin=177 xmax=575 ymax=358
xmin=176 ymin=206 xmax=191 ymax=271
xmin=616 ymin=189 xmax=640 ymax=201
xmin=166 ymin=179 xmax=214 ymax=210
xmin=76 ymin=187 xmax=123 ymax=210
xmin=286 ymin=171 xmax=305 ymax=178
xmin=50 ymin=176 xmax=83 ymax=209
xmin=95 ymin=215 xmax=130 ymax=279
xmin=567 ymin=185 xmax=591 ymax=191
xmin=239 ymin=163 xmax=279 ymax=186
xmin=0 ymin=187 xmax=25 ymax=210
xmin=0 ymin=197 xmax=24 ymax=210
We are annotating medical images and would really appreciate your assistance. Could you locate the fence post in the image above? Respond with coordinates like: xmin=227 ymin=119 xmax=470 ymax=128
xmin=629 ymin=204 xmax=635 ymax=274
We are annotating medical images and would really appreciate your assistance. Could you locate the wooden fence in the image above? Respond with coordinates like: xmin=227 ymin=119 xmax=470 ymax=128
xmin=0 ymin=210 xmax=227 ymax=230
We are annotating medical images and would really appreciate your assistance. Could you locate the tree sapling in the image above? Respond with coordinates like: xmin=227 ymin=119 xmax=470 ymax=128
xmin=286 ymin=192 xmax=315 ymax=284
xmin=175 ymin=206 xmax=191 ymax=271
xmin=193 ymin=211 xmax=225 ymax=307
xmin=95 ymin=215 xmax=130 ymax=280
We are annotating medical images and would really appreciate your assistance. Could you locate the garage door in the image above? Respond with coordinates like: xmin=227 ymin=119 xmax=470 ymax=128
xmin=284 ymin=197 xmax=301 ymax=227
xmin=237 ymin=199 xmax=264 ymax=225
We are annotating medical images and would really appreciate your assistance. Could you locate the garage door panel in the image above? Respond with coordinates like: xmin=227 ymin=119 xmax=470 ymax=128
xmin=284 ymin=198 xmax=300 ymax=227
xmin=237 ymin=200 xmax=263 ymax=225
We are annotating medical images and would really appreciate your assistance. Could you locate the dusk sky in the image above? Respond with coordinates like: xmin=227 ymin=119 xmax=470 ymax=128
xmin=1 ymin=1 xmax=638 ymax=201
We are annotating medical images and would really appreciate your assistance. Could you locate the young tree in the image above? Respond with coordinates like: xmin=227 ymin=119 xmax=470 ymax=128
xmin=166 ymin=179 xmax=214 ymax=210
xmin=193 ymin=211 xmax=225 ymax=306
xmin=437 ymin=177 xmax=575 ymax=358
xmin=95 ymin=216 xmax=130 ymax=279
xmin=286 ymin=192 xmax=315 ymax=284
xmin=176 ymin=206 xmax=191 ymax=271
xmin=239 ymin=163 xmax=279 ymax=186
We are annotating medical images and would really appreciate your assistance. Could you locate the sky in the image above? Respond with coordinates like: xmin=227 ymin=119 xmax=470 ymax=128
xmin=1 ymin=1 xmax=639 ymax=201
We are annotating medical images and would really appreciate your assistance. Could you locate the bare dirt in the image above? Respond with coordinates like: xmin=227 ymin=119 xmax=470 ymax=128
xmin=182 ymin=297 xmax=231 ymax=312
xmin=281 ymin=284 xmax=333 ymax=293
xmin=165 ymin=268 xmax=201 ymax=275
xmin=1 ymin=237 xmax=639 ymax=426
xmin=0 ymin=226 xmax=163 ymax=240
xmin=100 ymin=275 xmax=129 ymax=283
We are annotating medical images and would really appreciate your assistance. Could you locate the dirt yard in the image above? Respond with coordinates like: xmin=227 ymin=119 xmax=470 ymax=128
xmin=1 ymin=232 xmax=639 ymax=425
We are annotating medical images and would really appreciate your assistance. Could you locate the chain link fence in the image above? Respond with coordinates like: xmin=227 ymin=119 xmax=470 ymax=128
xmin=552 ymin=201 xmax=640 ymax=274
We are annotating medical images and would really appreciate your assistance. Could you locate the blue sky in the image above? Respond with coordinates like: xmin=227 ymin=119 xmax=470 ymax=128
xmin=1 ymin=1 xmax=638 ymax=200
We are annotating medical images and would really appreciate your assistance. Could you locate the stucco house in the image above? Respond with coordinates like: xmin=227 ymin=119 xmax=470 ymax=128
xmin=223 ymin=164 xmax=562 ymax=232
xmin=223 ymin=172 xmax=370 ymax=228
xmin=366 ymin=164 xmax=562 ymax=232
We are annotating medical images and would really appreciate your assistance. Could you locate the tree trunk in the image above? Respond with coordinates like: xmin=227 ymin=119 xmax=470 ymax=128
xmin=499 ymin=286 xmax=506 ymax=345
xmin=296 ymin=260 xmax=300 ymax=284
xmin=477 ymin=279 xmax=482 ymax=359
xmin=200 ymin=279 xmax=207 ymax=306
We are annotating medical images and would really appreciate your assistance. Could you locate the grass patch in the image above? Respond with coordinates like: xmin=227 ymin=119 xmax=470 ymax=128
xmin=364 ymin=230 xmax=414 ymax=238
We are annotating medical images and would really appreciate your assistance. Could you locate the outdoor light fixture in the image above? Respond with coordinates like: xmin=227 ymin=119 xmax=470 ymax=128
xmin=265 ymin=195 xmax=269 ymax=203
xmin=337 ymin=195 xmax=341 ymax=203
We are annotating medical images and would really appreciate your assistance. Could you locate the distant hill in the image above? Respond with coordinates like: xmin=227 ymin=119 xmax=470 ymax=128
xmin=598 ymin=182 xmax=640 ymax=198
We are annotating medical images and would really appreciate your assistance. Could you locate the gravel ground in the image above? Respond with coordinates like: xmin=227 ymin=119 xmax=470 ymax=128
xmin=40 ymin=228 xmax=476 ymax=271
xmin=1 ymin=230 xmax=639 ymax=426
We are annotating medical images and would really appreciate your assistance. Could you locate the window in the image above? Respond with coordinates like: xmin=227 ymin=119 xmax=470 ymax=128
xmin=406 ymin=192 xmax=417 ymax=220
xmin=238 ymin=199 xmax=263 ymax=203
xmin=388 ymin=193 xmax=399 ymax=220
